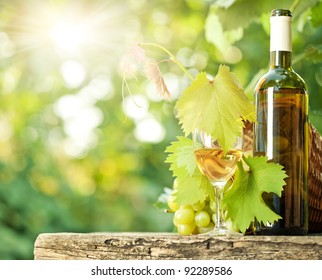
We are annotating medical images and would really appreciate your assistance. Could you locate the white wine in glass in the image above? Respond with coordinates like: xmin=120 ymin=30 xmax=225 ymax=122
xmin=193 ymin=129 xmax=243 ymax=235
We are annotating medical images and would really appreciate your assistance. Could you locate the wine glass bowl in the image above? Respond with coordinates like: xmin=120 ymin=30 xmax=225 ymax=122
xmin=193 ymin=129 xmax=243 ymax=235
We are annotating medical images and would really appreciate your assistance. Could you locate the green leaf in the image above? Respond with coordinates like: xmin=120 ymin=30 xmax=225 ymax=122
xmin=291 ymin=0 xmax=320 ymax=18
xmin=208 ymin=0 xmax=317 ymax=33
xmin=209 ymin=0 xmax=293 ymax=31
xmin=165 ymin=136 xmax=196 ymax=176
xmin=293 ymin=45 xmax=322 ymax=65
xmin=175 ymin=66 xmax=256 ymax=151
xmin=175 ymin=170 xmax=213 ymax=206
xmin=165 ymin=137 xmax=213 ymax=205
xmin=205 ymin=12 xmax=243 ymax=53
xmin=223 ymin=155 xmax=287 ymax=233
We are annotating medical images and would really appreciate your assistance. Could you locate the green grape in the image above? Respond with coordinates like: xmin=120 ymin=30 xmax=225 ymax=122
xmin=174 ymin=205 xmax=194 ymax=224
xmin=211 ymin=213 xmax=217 ymax=225
xmin=225 ymin=218 xmax=239 ymax=233
xmin=197 ymin=222 xmax=215 ymax=234
xmin=167 ymin=195 xmax=179 ymax=212
xmin=225 ymin=218 xmax=233 ymax=230
xmin=209 ymin=200 xmax=217 ymax=212
xmin=194 ymin=210 xmax=211 ymax=227
xmin=202 ymin=205 xmax=214 ymax=216
xmin=192 ymin=200 xmax=205 ymax=211
xmin=177 ymin=223 xmax=196 ymax=235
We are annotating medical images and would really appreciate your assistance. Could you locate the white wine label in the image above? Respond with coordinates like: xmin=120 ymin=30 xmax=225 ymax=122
xmin=270 ymin=16 xmax=292 ymax=52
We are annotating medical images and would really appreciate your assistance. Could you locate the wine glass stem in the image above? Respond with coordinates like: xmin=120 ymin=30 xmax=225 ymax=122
xmin=213 ymin=183 xmax=226 ymax=231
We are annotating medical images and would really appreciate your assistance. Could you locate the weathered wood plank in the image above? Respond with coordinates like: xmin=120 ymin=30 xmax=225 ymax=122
xmin=34 ymin=232 xmax=322 ymax=260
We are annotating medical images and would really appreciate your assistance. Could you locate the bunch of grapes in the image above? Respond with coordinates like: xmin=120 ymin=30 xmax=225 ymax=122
xmin=168 ymin=195 xmax=218 ymax=235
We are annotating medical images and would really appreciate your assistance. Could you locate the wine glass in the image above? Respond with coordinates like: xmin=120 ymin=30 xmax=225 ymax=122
xmin=193 ymin=129 xmax=243 ymax=235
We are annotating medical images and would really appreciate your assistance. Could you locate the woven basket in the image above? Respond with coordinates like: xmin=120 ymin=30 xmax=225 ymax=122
xmin=243 ymin=121 xmax=322 ymax=233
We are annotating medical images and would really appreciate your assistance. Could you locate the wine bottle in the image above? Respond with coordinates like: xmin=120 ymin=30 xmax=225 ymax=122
xmin=253 ymin=9 xmax=309 ymax=235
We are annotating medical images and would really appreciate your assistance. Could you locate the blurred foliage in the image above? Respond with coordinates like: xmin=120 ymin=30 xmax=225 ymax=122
xmin=0 ymin=0 xmax=321 ymax=259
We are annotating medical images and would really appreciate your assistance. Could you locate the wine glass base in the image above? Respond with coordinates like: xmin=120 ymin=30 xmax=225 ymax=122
xmin=203 ymin=227 xmax=242 ymax=236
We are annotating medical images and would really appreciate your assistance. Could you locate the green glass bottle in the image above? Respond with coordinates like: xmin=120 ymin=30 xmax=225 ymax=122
xmin=253 ymin=9 xmax=309 ymax=235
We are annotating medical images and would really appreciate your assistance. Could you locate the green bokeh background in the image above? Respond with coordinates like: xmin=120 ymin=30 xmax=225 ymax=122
xmin=0 ymin=0 xmax=321 ymax=259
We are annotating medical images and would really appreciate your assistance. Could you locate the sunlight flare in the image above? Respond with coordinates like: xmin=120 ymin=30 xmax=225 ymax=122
xmin=48 ymin=21 xmax=90 ymax=53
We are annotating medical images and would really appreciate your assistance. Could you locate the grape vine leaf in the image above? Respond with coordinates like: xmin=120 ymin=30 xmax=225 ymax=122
xmin=205 ymin=12 xmax=243 ymax=53
xmin=165 ymin=137 xmax=213 ymax=205
xmin=175 ymin=65 xmax=256 ymax=151
xmin=207 ymin=0 xmax=317 ymax=32
xmin=165 ymin=136 xmax=196 ymax=177
xmin=222 ymin=155 xmax=288 ymax=234
xmin=208 ymin=0 xmax=291 ymax=31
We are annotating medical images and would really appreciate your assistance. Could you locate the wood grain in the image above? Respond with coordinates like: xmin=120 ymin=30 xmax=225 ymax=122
xmin=34 ymin=232 xmax=322 ymax=260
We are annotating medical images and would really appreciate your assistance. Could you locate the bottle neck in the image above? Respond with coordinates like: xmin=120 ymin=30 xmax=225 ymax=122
xmin=270 ymin=51 xmax=292 ymax=69
xmin=270 ymin=13 xmax=292 ymax=70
